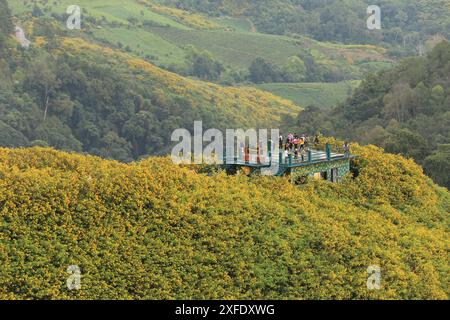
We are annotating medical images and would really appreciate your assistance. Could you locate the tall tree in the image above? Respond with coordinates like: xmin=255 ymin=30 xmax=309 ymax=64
xmin=24 ymin=57 xmax=60 ymax=121
xmin=0 ymin=0 xmax=13 ymax=56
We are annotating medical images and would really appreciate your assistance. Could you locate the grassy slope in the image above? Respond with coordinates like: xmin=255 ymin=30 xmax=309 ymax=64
xmin=257 ymin=81 xmax=361 ymax=109
xmin=147 ymin=26 xmax=304 ymax=68
xmin=0 ymin=140 xmax=448 ymax=299
xmin=211 ymin=16 xmax=255 ymax=32
xmin=9 ymin=0 xmax=191 ymax=28
xmin=91 ymin=27 xmax=187 ymax=66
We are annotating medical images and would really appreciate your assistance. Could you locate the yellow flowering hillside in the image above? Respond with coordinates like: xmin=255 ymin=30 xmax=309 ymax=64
xmin=0 ymin=143 xmax=448 ymax=299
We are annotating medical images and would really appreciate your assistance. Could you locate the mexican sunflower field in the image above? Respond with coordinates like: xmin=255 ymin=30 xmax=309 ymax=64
xmin=0 ymin=140 xmax=448 ymax=299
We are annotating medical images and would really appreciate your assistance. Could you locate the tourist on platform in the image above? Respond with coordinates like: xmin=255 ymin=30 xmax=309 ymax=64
xmin=300 ymin=148 xmax=306 ymax=162
xmin=288 ymin=134 xmax=293 ymax=151
xmin=343 ymin=142 xmax=350 ymax=157
xmin=256 ymin=150 xmax=261 ymax=164
xmin=299 ymin=136 xmax=305 ymax=151
xmin=284 ymin=149 xmax=289 ymax=164
xmin=288 ymin=133 xmax=293 ymax=145
xmin=293 ymin=136 xmax=299 ymax=150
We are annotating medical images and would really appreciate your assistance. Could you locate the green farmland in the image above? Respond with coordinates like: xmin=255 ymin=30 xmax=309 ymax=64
xmin=257 ymin=81 xmax=361 ymax=109
xmin=148 ymin=27 xmax=303 ymax=68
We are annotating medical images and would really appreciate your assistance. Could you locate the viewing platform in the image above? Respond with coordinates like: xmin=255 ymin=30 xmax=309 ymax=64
xmin=222 ymin=143 xmax=356 ymax=183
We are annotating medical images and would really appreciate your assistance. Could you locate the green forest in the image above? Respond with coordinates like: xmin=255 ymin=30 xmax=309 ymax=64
xmin=162 ymin=0 xmax=450 ymax=47
xmin=290 ymin=42 xmax=450 ymax=187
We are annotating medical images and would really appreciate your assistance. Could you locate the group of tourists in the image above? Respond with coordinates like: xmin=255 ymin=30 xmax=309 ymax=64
xmin=278 ymin=133 xmax=320 ymax=163
xmin=277 ymin=133 xmax=352 ymax=163
xmin=235 ymin=133 xmax=350 ymax=164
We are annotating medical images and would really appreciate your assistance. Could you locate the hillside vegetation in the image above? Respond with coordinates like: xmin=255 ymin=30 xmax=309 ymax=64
xmin=1 ymin=0 xmax=448 ymax=301
xmin=9 ymin=0 xmax=394 ymax=84
xmin=0 ymin=142 xmax=448 ymax=299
